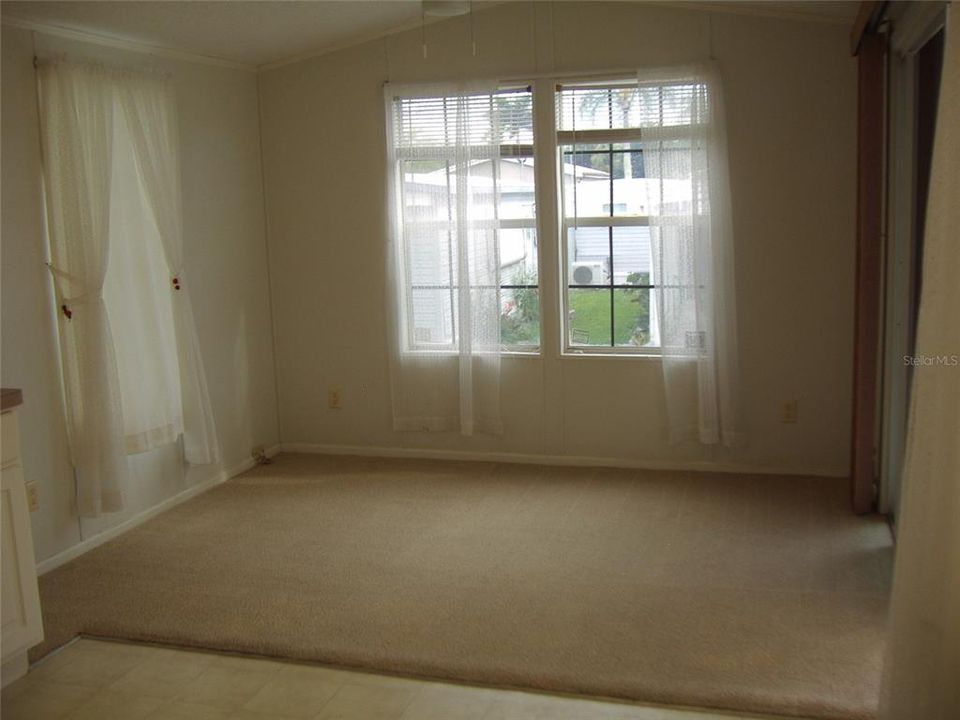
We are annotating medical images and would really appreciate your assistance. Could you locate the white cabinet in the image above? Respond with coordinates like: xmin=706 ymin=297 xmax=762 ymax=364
xmin=1 ymin=394 xmax=43 ymax=687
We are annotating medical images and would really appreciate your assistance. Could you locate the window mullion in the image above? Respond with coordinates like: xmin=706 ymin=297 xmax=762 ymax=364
xmin=532 ymin=78 xmax=561 ymax=358
xmin=608 ymin=141 xmax=615 ymax=347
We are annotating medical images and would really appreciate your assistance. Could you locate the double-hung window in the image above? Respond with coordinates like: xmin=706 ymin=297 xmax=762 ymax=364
xmin=557 ymin=80 xmax=682 ymax=353
xmin=387 ymin=85 xmax=538 ymax=352
xmin=383 ymin=68 xmax=737 ymax=441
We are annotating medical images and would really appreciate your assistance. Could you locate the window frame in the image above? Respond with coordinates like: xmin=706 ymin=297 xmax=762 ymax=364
xmin=389 ymin=85 xmax=541 ymax=355
xmin=556 ymin=82 xmax=662 ymax=357
xmin=386 ymin=75 xmax=707 ymax=361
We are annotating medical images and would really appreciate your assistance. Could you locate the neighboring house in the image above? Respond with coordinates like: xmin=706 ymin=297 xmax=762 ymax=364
xmin=401 ymin=156 xmax=684 ymax=344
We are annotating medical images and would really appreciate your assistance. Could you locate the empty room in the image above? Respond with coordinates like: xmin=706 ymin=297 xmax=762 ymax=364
xmin=0 ymin=1 xmax=957 ymax=719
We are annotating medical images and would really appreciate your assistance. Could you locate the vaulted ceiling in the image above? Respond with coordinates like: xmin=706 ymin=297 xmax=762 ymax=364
xmin=1 ymin=1 xmax=859 ymax=69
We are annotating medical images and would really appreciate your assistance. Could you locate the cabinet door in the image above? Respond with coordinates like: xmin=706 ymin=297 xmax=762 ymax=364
xmin=1 ymin=464 xmax=44 ymax=655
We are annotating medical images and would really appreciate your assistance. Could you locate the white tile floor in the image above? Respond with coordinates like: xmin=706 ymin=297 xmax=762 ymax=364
xmin=1 ymin=639 xmax=805 ymax=720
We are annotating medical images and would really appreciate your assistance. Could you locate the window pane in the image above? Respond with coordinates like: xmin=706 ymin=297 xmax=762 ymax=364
xmin=411 ymin=288 xmax=454 ymax=346
xmin=567 ymin=227 xmax=609 ymax=286
xmin=614 ymin=288 xmax=655 ymax=348
xmin=612 ymin=226 xmax=653 ymax=284
xmin=501 ymin=228 xmax=538 ymax=285
xmin=501 ymin=288 xmax=539 ymax=347
xmin=405 ymin=228 xmax=452 ymax=288
xmin=609 ymin=143 xmax=647 ymax=217
xmin=498 ymin=157 xmax=536 ymax=220
xmin=561 ymin=165 xmax=609 ymax=220
xmin=568 ymin=288 xmax=612 ymax=346
xmin=401 ymin=161 xmax=450 ymax=221
xmin=561 ymin=142 xmax=653 ymax=222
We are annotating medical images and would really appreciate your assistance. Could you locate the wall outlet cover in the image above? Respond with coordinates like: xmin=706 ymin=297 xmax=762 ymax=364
xmin=328 ymin=388 xmax=342 ymax=409
xmin=26 ymin=481 xmax=39 ymax=512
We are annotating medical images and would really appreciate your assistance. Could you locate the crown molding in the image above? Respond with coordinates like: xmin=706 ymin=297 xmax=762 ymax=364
xmin=1 ymin=14 xmax=257 ymax=72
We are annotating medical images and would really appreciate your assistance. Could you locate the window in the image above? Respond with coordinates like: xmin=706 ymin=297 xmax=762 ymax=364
xmin=382 ymin=68 xmax=736 ymax=440
xmin=387 ymin=86 xmax=538 ymax=351
xmin=557 ymin=80 xmax=683 ymax=353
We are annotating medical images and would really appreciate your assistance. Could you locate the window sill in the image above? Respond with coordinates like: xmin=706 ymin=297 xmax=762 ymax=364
xmin=400 ymin=348 xmax=541 ymax=357
xmin=561 ymin=349 xmax=662 ymax=360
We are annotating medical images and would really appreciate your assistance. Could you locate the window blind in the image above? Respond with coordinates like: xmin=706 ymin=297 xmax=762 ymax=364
xmin=391 ymin=88 xmax=533 ymax=153
xmin=556 ymin=80 xmax=707 ymax=133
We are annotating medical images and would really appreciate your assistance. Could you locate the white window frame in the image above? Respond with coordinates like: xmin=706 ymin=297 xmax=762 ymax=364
xmin=385 ymin=76 xmax=711 ymax=361
xmin=555 ymin=78 xmax=702 ymax=358
xmin=388 ymin=85 xmax=540 ymax=355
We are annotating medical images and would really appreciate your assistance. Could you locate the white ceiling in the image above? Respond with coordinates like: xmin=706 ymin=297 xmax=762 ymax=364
xmin=1 ymin=1 xmax=858 ymax=70
xmin=1 ymin=1 xmax=425 ymax=68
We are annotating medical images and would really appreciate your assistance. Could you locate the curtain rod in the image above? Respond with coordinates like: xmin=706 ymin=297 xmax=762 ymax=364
xmin=498 ymin=67 xmax=639 ymax=83
xmin=384 ymin=62 xmax=711 ymax=87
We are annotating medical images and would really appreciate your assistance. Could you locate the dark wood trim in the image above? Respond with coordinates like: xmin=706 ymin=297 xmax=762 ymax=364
xmin=851 ymin=31 xmax=886 ymax=514
xmin=851 ymin=1 xmax=884 ymax=56
xmin=1 ymin=388 xmax=24 ymax=412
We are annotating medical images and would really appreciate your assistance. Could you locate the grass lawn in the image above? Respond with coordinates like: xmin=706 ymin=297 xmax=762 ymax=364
xmin=569 ymin=288 xmax=649 ymax=346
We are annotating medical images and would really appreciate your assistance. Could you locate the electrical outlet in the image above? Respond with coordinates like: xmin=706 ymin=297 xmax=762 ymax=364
xmin=250 ymin=444 xmax=271 ymax=466
xmin=328 ymin=388 xmax=342 ymax=409
xmin=780 ymin=400 xmax=799 ymax=424
xmin=26 ymin=481 xmax=39 ymax=512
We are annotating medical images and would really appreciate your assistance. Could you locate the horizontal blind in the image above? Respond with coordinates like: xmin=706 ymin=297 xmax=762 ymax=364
xmin=392 ymin=88 xmax=533 ymax=151
xmin=556 ymin=80 xmax=706 ymax=133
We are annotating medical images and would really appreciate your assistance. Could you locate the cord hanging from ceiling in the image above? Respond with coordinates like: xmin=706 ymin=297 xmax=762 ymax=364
xmin=421 ymin=9 xmax=428 ymax=59
xmin=470 ymin=1 xmax=476 ymax=56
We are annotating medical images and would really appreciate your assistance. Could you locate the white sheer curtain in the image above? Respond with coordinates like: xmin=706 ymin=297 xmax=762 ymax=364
xmin=641 ymin=63 xmax=739 ymax=446
xmin=38 ymin=59 xmax=220 ymax=515
xmin=880 ymin=7 xmax=960 ymax=717
xmin=105 ymin=100 xmax=183 ymax=455
xmin=384 ymin=82 xmax=503 ymax=436
xmin=37 ymin=60 xmax=128 ymax=515
xmin=119 ymin=73 xmax=220 ymax=465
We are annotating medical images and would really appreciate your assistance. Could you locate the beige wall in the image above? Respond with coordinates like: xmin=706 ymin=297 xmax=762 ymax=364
xmin=259 ymin=2 xmax=857 ymax=475
xmin=0 ymin=25 xmax=280 ymax=562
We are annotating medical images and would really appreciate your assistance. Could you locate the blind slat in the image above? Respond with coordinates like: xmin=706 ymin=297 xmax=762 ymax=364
xmin=556 ymin=80 xmax=708 ymax=133
xmin=393 ymin=89 xmax=533 ymax=149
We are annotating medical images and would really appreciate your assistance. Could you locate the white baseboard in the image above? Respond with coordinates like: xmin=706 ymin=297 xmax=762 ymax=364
xmin=36 ymin=443 xmax=281 ymax=576
xmin=279 ymin=442 xmax=847 ymax=479
xmin=1 ymin=652 xmax=29 ymax=688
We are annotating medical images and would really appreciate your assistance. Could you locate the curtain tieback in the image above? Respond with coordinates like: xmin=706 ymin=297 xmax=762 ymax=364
xmin=59 ymin=290 xmax=103 ymax=320
xmin=45 ymin=263 xmax=102 ymax=320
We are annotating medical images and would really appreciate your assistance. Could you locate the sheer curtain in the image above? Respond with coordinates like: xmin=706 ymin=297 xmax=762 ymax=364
xmin=384 ymin=82 xmax=503 ymax=436
xmin=38 ymin=59 xmax=220 ymax=515
xmin=36 ymin=60 xmax=128 ymax=515
xmin=880 ymin=7 xmax=960 ymax=717
xmin=641 ymin=63 xmax=739 ymax=446
xmin=119 ymin=73 xmax=220 ymax=464
xmin=105 ymin=99 xmax=183 ymax=455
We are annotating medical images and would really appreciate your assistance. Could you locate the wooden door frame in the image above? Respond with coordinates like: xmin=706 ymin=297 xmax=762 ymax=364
xmin=850 ymin=18 xmax=887 ymax=514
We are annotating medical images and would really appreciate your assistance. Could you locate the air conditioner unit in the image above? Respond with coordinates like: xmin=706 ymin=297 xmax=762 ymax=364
xmin=570 ymin=261 xmax=607 ymax=286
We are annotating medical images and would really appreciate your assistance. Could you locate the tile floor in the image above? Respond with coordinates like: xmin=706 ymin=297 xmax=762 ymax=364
xmin=2 ymin=638 xmax=807 ymax=720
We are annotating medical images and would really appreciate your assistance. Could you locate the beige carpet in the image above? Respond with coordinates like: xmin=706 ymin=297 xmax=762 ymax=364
xmin=35 ymin=454 xmax=892 ymax=719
